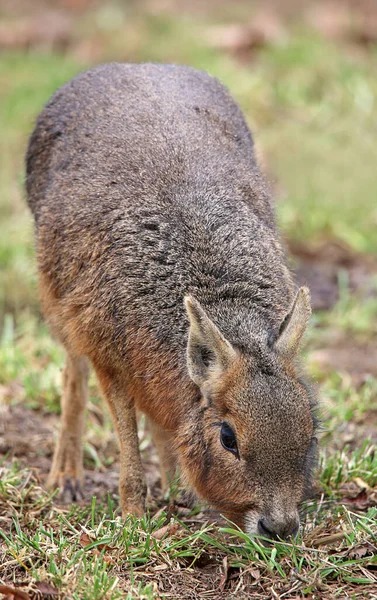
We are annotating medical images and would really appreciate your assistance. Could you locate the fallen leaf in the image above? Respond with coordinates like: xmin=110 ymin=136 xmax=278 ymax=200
xmin=34 ymin=582 xmax=59 ymax=596
xmin=342 ymin=489 xmax=369 ymax=510
xmin=249 ymin=568 xmax=261 ymax=581
xmin=311 ymin=532 xmax=347 ymax=547
xmin=354 ymin=477 xmax=370 ymax=491
xmin=0 ymin=586 xmax=31 ymax=600
xmin=152 ymin=522 xmax=179 ymax=540
xmin=79 ymin=532 xmax=93 ymax=547
xmin=348 ymin=543 xmax=376 ymax=559
xmin=79 ymin=532 xmax=116 ymax=565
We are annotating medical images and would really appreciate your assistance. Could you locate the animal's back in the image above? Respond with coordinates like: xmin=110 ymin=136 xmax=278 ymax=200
xmin=27 ymin=63 xmax=255 ymax=215
xmin=26 ymin=63 xmax=293 ymax=364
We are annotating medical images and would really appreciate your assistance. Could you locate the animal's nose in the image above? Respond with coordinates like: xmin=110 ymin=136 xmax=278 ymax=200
xmin=257 ymin=515 xmax=299 ymax=541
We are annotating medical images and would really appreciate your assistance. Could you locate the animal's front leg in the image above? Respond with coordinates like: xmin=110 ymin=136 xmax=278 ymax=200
xmin=94 ymin=367 xmax=147 ymax=517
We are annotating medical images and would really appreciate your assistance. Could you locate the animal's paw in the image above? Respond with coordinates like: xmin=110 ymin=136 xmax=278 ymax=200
xmin=59 ymin=475 xmax=85 ymax=503
xmin=119 ymin=477 xmax=147 ymax=518
xmin=47 ymin=471 xmax=85 ymax=503
xmin=175 ymin=488 xmax=196 ymax=509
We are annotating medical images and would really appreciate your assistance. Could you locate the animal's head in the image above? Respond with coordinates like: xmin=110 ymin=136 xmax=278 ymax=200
xmin=179 ymin=288 xmax=317 ymax=541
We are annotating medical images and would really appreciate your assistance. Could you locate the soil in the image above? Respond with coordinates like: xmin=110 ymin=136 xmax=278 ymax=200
xmin=291 ymin=240 xmax=377 ymax=310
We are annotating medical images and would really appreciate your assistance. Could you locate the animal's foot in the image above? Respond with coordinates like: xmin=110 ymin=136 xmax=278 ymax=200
xmin=120 ymin=477 xmax=147 ymax=518
xmin=47 ymin=470 xmax=85 ymax=503
xmin=176 ymin=488 xmax=196 ymax=508
xmin=47 ymin=437 xmax=85 ymax=504
xmin=60 ymin=475 xmax=85 ymax=503
xmin=121 ymin=502 xmax=145 ymax=519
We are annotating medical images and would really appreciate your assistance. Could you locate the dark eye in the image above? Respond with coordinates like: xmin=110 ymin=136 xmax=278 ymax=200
xmin=220 ymin=422 xmax=239 ymax=458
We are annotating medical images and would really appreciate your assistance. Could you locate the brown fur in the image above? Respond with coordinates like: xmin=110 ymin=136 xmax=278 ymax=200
xmin=26 ymin=63 xmax=317 ymax=540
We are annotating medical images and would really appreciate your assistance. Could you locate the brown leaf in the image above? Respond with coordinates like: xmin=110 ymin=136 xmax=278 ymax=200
xmin=311 ymin=532 xmax=347 ymax=547
xmin=152 ymin=522 xmax=179 ymax=540
xmin=79 ymin=532 xmax=93 ymax=547
xmin=348 ymin=543 xmax=375 ymax=559
xmin=343 ymin=488 xmax=369 ymax=510
xmin=354 ymin=477 xmax=370 ymax=491
xmin=34 ymin=582 xmax=59 ymax=596
xmin=79 ymin=532 xmax=116 ymax=565
xmin=249 ymin=568 xmax=261 ymax=581
xmin=369 ymin=490 xmax=377 ymax=507
xmin=0 ymin=586 xmax=31 ymax=600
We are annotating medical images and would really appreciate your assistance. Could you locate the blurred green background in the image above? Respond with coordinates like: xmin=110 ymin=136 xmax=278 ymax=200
xmin=1 ymin=0 xmax=377 ymax=322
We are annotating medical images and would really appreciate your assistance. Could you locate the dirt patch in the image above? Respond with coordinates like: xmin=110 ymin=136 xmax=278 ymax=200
xmin=291 ymin=240 xmax=377 ymax=310
xmin=0 ymin=403 xmax=159 ymax=502
xmin=311 ymin=339 xmax=377 ymax=380
xmin=142 ymin=0 xmax=377 ymax=20
xmin=0 ymin=10 xmax=74 ymax=51
xmin=0 ymin=403 xmax=54 ymax=464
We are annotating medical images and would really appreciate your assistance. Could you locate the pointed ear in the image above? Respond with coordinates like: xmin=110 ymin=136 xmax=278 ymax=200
xmin=184 ymin=296 xmax=237 ymax=389
xmin=275 ymin=287 xmax=311 ymax=359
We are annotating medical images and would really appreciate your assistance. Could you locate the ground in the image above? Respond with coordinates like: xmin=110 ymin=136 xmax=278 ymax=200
xmin=0 ymin=0 xmax=377 ymax=598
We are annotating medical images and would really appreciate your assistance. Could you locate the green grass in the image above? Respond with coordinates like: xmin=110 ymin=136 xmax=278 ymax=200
xmin=1 ymin=460 xmax=376 ymax=598
xmin=0 ymin=313 xmax=64 ymax=411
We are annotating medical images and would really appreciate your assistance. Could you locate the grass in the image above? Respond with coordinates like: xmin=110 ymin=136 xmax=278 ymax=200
xmin=1 ymin=462 xmax=377 ymax=598
xmin=0 ymin=1 xmax=377 ymax=598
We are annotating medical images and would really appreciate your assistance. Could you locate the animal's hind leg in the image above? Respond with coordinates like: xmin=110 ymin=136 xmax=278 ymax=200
xmin=47 ymin=353 xmax=89 ymax=502
xmin=146 ymin=417 xmax=178 ymax=492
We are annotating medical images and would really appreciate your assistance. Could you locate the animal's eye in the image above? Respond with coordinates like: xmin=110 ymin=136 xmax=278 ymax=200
xmin=220 ymin=422 xmax=239 ymax=458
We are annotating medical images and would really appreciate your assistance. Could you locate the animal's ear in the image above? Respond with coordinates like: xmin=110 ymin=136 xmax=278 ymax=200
xmin=275 ymin=287 xmax=311 ymax=359
xmin=184 ymin=296 xmax=237 ymax=390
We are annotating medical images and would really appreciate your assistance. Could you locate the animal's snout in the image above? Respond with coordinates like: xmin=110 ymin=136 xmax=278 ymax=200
xmin=257 ymin=514 xmax=299 ymax=541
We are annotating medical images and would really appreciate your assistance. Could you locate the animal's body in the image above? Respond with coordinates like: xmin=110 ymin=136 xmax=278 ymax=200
xmin=26 ymin=63 xmax=317 ymax=539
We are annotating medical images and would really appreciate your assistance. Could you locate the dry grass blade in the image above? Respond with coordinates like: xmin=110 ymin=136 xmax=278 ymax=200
xmin=311 ymin=532 xmax=348 ymax=547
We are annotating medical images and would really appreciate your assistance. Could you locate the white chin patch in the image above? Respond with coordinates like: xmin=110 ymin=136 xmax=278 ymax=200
xmin=244 ymin=511 xmax=259 ymax=535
